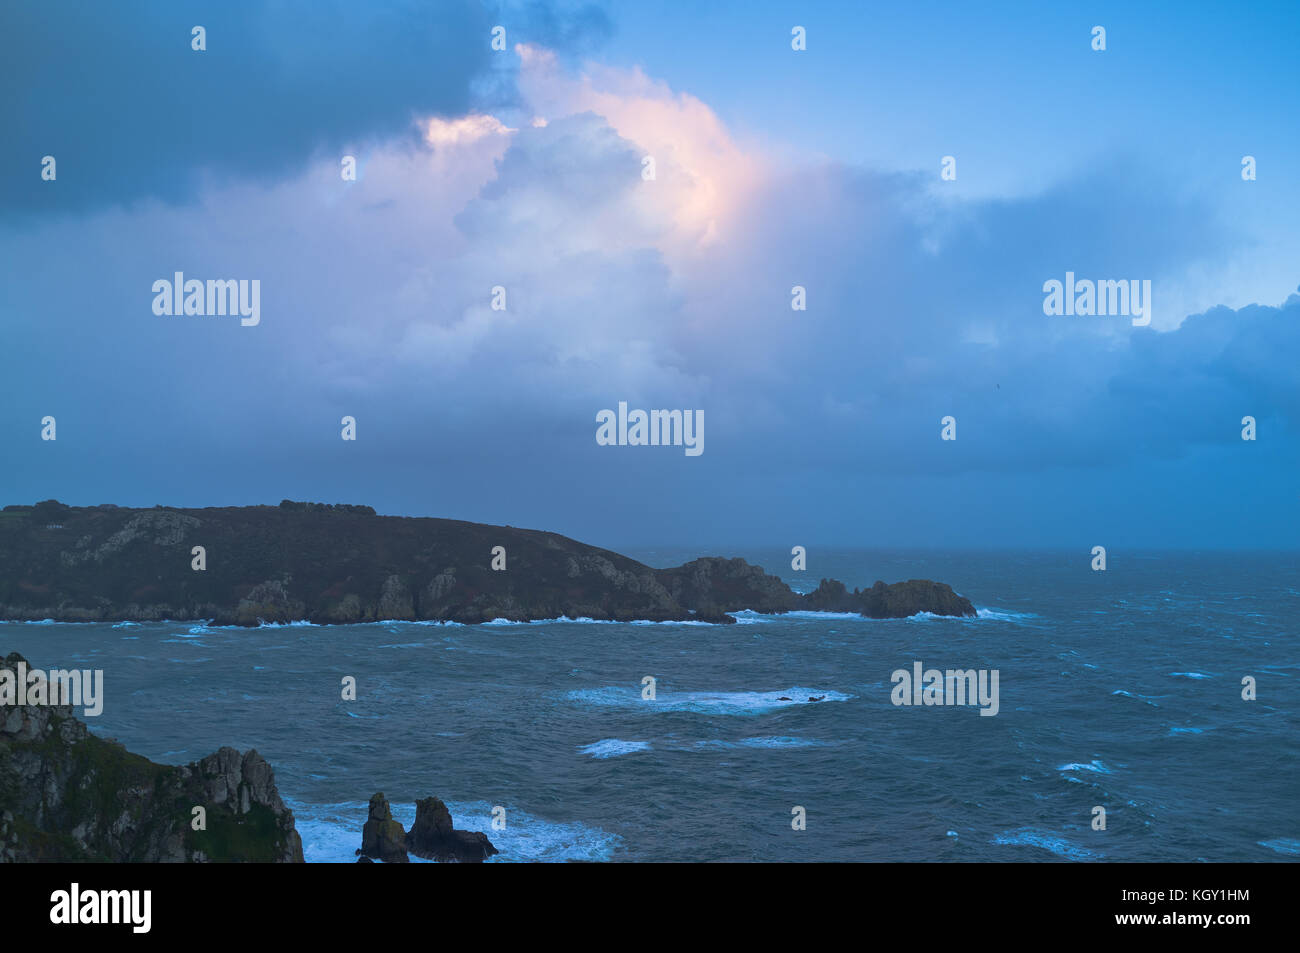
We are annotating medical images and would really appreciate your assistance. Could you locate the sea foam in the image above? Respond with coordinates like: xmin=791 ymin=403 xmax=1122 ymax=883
xmin=288 ymin=799 xmax=621 ymax=863
xmin=992 ymin=827 xmax=1100 ymax=860
xmin=565 ymin=686 xmax=852 ymax=715
xmin=579 ymin=739 xmax=651 ymax=759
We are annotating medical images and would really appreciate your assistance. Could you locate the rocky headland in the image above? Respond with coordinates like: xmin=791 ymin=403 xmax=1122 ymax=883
xmin=0 ymin=500 xmax=976 ymax=625
xmin=0 ymin=652 xmax=303 ymax=862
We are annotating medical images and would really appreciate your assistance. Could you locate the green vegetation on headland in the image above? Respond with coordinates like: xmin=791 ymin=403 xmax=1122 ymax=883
xmin=0 ymin=652 xmax=303 ymax=862
xmin=0 ymin=500 xmax=976 ymax=625
xmin=0 ymin=652 xmax=490 ymax=864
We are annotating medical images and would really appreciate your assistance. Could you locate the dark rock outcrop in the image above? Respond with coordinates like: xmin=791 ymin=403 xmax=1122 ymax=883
xmin=0 ymin=500 xmax=976 ymax=624
xmin=659 ymin=557 xmax=799 ymax=616
xmin=802 ymin=578 xmax=976 ymax=618
xmin=406 ymin=796 xmax=499 ymax=863
xmin=0 ymin=653 xmax=303 ymax=863
xmin=356 ymin=793 xmax=498 ymax=863
xmin=359 ymin=792 xmax=408 ymax=863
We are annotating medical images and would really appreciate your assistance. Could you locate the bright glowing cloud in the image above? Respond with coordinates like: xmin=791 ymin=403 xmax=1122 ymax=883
xmin=514 ymin=43 xmax=766 ymax=252
xmin=422 ymin=113 xmax=516 ymax=148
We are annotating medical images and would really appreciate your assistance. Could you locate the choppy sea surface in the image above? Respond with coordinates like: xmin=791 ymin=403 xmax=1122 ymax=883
xmin=2 ymin=549 xmax=1296 ymax=862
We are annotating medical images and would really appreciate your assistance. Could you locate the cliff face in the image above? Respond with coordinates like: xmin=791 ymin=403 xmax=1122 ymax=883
xmin=0 ymin=652 xmax=303 ymax=863
xmin=658 ymin=557 xmax=800 ymax=615
xmin=0 ymin=501 xmax=975 ymax=624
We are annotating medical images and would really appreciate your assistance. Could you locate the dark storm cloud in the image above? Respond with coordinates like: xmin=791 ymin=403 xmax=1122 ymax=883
xmin=0 ymin=0 xmax=610 ymax=222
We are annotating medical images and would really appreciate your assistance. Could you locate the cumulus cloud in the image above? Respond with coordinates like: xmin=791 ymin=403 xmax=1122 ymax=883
xmin=424 ymin=115 xmax=516 ymax=148
xmin=1 ymin=37 xmax=1295 ymax=545
xmin=515 ymin=42 xmax=766 ymax=253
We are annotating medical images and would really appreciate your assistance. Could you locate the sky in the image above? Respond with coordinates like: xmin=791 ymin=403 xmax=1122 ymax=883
xmin=2 ymin=0 xmax=1297 ymax=551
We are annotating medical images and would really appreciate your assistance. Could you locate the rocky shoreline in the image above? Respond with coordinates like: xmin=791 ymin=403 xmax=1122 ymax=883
xmin=0 ymin=651 xmax=501 ymax=863
xmin=0 ymin=500 xmax=977 ymax=625
xmin=0 ymin=651 xmax=304 ymax=863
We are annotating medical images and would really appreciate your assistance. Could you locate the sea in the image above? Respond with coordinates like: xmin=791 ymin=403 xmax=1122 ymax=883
xmin=2 ymin=548 xmax=1296 ymax=862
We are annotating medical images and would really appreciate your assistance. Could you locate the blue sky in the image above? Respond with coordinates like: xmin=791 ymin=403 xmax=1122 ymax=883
xmin=2 ymin=1 xmax=1297 ymax=550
